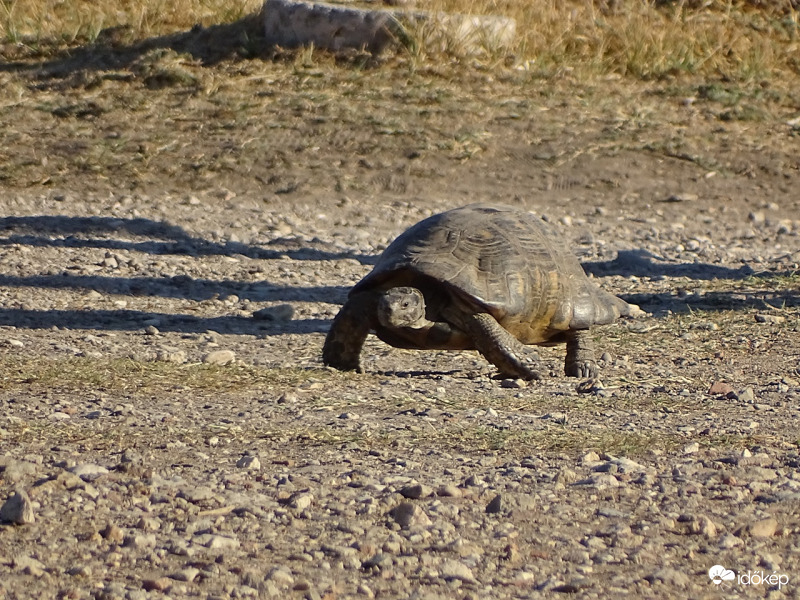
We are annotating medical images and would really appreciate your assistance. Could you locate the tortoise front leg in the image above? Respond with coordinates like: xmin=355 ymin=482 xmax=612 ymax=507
xmin=452 ymin=311 xmax=542 ymax=380
xmin=322 ymin=291 xmax=378 ymax=372
xmin=564 ymin=329 xmax=598 ymax=378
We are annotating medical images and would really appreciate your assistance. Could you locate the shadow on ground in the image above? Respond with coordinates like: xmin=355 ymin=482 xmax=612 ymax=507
xmin=0 ymin=14 xmax=269 ymax=78
xmin=621 ymin=289 xmax=799 ymax=317
xmin=0 ymin=216 xmax=372 ymax=263
xmin=583 ymin=249 xmax=756 ymax=281
xmin=0 ymin=273 xmax=347 ymax=303
xmin=0 ymin=307 xmax=329 ymax=336
xmin=588 ymin=250 xmax=798 ymax=314
xmin=0 ymin=214 xmax=353 ymax=336
xmin=1 ymin=13 xmax=380 ymax=91
xmin=1 ymin=217 xmax=796 ymax=337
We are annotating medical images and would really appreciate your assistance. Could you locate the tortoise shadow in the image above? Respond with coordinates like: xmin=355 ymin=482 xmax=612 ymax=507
xmin=375 ymin=368 xmax=480 ymax=379
xmin=583 ymin=249 xmax=755 ymax=281
xmin=585 ymin=249 xmax=798 ymax=315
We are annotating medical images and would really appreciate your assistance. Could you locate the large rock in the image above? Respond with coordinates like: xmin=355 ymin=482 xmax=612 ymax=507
xmin=264 ymin=0 xmax=402 ymax=52
xmin=263 ymin=0 xmax=515 ymax=55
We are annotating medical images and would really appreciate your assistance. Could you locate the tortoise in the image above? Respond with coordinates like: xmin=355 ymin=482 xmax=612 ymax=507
xmin=322 ymin=204 xmax=634 ymax=380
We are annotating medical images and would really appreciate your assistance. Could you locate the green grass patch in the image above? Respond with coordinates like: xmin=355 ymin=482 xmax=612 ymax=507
xmin=739 ymin=272 xmax=800 ymax=291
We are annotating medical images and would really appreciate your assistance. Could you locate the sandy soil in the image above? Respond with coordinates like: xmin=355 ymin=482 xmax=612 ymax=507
xmin=1 ymin=20 xmax=800 ymax=599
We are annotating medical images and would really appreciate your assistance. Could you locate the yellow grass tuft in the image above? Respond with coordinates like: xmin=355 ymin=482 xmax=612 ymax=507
xmin=0 ymin=0 xmax=263 ymax=42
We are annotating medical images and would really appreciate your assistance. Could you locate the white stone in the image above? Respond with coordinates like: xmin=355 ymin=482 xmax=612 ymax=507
xmin=267 ymin=566 xmax=295 ymax=585
xmin=14 ymin=555 xmax=45 ymax=575
xmin=70 ymin=463 xmax=109 ymax=481
xmin=264 ymin=0 xmax=401 ymax=52
xmin=170 ymin=567 xmax=200 ymax=582
xmin=290 ymin=493 xmax=313 ymax=511
xmin=196 ymin=534 xmax=240 ymax=550
xmin=263 ymin=0 xmax=515 ymax=55
xmin=439 ymin=559 xmax=477 ymax=583
xmin=203 ymin=350 xmax=236 ymax=365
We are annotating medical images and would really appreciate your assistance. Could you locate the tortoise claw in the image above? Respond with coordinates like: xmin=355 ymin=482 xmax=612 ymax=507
xmin=564 ymin=330 xmax=598 ymax=379
xmin=565 ymin=360 xmax=598 ymax=379
xmin=498 ymin=364 xmax=542 ymax=381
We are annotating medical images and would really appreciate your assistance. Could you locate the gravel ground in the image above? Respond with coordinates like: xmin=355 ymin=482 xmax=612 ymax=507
xmin=1 ymin=30 xmax=800 ymax=600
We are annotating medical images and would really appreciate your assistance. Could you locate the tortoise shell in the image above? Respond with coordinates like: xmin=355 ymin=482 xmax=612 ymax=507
xmin=353 ymin=204 xmax=628 ymax=344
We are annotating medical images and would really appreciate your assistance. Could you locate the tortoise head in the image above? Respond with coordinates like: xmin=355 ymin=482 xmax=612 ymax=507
xmin=377 ymin=287 xmax=427 ymax=329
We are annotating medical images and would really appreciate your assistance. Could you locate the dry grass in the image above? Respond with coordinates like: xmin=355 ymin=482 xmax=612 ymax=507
xmin=0 ymin=0 xmax=262 ymax=42
xmin=1 ymin=0 xmax=798 ymax=80
xmin=508 ymin=0 xmax=800 ymax=79
xmin=0 ymin=356 xmax=317 ymax=394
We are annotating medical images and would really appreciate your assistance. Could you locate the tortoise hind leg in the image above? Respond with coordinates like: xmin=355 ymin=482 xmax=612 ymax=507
xmin=564 ymin=329 xmax=598 ymax=378
xmin=322 ymin=292 xmax=378 ymax=372
xmin=450 ymin=311 xmax=542 ymax=380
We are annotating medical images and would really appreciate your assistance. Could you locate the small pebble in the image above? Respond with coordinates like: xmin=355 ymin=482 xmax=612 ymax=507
xmin=486 ymin=494 xmax=503 ymax=514
xmin=290 ymin=493 xmax=313 ymax=511
xmin=437 ymin=484 xmax=462 ymax=498
xmin=389 ymin=502 xmax=431 ymax=529
xmin=683 ymin=442 xmax=700 ymax=454
xmin=236 ymin=455 xmax=261 ymax=470
xmin=708 ymin=381 xmax=734 ymax=396
xmin=747 ymin=517 xmax=779 ymax=538
xmin=253 ymin=304 xmax=295 ymax=321
xmin=0 ymin=490 xmax=35 ymax=524
xmin=439 ymin=559 xmax=477 ymax=583
xmin=142 ymin=578 xmax=171 ymax=592
xmin=500 ymin=378 xmax=527 ymax=389
xmin=170 ymin=567 xmax=200 ymax=583
xmin=399 ymin=483 xmax=431 ymax=499
xmin=755 ymin=314 xmax=784 ymax=324
xmin=203 ymin=350 xmax=236 ymax=365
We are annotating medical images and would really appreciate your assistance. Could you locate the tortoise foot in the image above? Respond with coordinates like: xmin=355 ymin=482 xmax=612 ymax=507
xmin=564 ymin=330 xmax=598 ymax=378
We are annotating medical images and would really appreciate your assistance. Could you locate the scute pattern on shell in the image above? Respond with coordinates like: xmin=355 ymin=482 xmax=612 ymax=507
xmin=354 ymin=204 xmax=628 ymax=344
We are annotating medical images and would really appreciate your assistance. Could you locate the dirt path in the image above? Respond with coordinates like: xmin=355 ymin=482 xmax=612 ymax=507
xmin=1 ymin=38 xmax=799 ymax=599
